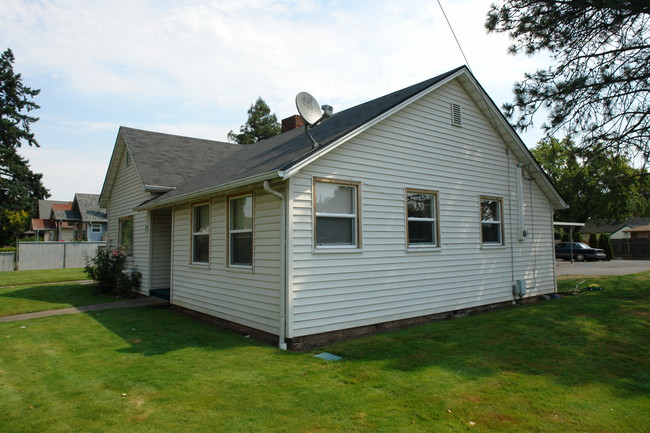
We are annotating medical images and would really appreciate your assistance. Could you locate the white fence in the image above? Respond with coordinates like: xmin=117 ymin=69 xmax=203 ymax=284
xmin=0 ymin=252 xmax=15 ymax=272
xmin=17 ymin=242 xmax=107 ymax=271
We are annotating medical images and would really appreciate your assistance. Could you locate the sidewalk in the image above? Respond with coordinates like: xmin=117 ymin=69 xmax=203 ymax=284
xmin=0 ymin=296 xmax=168 ymax=323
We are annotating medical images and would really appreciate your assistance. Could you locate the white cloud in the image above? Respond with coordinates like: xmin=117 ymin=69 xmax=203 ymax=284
xmin=1 ymin=0 xmax=552 ymax=199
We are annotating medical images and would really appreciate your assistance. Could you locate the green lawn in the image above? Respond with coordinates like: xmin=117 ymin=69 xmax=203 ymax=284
xmin=0 ymin=268 xmax=120 ymax=317
xmin=0 ymin=273 xmax=648 ymax=432
xmin=0 ymin=268 xmax=87 ymax=286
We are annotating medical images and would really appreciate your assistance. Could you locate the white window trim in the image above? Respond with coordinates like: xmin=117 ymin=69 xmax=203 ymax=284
xmin=313 ymin=178 xmax=362 ymax=250
xmin=480 ymin=196 xmax=504 ymax=246
xmin=91 ymin=223 xmax=102 ymax=233
xmin=228 ymin=193 xmax=254 ymax=268
xmin=191 ymin=202 xmax=210 ymax=265
xmin=405 ymin=188 xmax=440 ymax=250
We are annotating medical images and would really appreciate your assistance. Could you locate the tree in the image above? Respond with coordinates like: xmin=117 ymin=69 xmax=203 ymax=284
xmin=531 ymin=136 xmax=648 ymax=224
xmin=486 ymin=1 xmax=650 ymax=161
xmin=589 ymin=233 xmax=598 ymax=247
xmin=0 ymin=48 xmax=49 ymax=245
xmin=227 ymin=97 xmax=281 ymax=144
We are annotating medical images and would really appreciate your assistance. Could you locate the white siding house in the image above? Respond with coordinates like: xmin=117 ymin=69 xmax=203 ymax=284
xmin=99 ymin=66 xmax=567 ymax=349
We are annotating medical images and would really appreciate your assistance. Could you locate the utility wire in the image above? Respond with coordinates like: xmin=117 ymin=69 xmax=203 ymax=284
xmin=437 ymin=0 xmax=472 ymax=72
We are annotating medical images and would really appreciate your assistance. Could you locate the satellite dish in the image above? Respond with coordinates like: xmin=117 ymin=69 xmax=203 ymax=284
xmin=295 ymin=92 xmax=323 ymax=126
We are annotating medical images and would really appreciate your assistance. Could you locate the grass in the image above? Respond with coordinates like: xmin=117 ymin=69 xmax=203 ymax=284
xmin=0 ymin=273 xmax=648 ymax=432
xmin=0 ymin=268 xmax=120 ymax=317
xmin=0 ymin=268 xmax=87 ymax=286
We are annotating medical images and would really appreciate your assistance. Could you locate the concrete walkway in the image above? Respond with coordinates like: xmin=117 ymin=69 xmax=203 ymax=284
xmin=0 ymin=297 xmax=168 ymax=323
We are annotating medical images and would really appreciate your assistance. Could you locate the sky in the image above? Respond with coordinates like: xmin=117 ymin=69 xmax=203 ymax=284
xmin=1 ymin=0 xmax=550 ymax=201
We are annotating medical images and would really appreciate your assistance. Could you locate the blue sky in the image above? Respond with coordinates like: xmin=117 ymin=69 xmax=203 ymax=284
xmin=2 ymin=0 xmax=549 ymax=201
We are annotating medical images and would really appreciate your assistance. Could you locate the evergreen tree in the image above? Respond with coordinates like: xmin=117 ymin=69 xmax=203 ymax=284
xmin=227 ymin=97 xmax=281 ymax=144
xmin=486 ymin=1 xmax=650 ymax=161
xmin=531 ymin=136 xmax=648 ymax=224
xmin=573 ymin=232 xmax=583 ymax=243
xmin=588 ymin=233 xmax=598 ymax=247
xmin=0 ymin=48 xmax=49 ymax=246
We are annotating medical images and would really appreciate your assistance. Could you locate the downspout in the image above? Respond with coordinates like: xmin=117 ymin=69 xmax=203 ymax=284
xmin=263 ymin=180 xmax=288 ymax=350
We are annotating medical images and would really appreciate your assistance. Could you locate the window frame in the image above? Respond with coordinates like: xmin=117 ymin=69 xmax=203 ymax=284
xmin=227 ymin=192 xmax=254 ymax=268
xmin=118 ymin=216 xmax=134 ymax=257
xmin=91 ymin=223 xmax=102 ymax=233
xmin=191 ymin=202 xmax=210 ymax=265
xmin=480 ymin=196 xmax=504 ymax=246
xmin=312 ymin=177 xmax=362 ymax=250
xmin=405 ymin=188 xmax=440 ymax=249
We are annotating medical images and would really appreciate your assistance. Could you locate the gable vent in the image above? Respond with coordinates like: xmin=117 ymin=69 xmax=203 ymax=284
xmin=451 ymin=102 xmax=462 ymax=126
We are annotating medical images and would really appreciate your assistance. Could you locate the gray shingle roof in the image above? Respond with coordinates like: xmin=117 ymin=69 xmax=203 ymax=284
xmin=74 ymin=193 xmax=107 ymax=222
xmin=138 ymin=66 xmax=466 ymax=208
xmin=121 ymin=127 xmax=243 ymax=189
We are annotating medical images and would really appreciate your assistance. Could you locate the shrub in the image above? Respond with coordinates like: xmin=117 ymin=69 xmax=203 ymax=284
xmin=84 ymin=247 xmax=141 ymax=297
xmin=573 ymin=231 xmax=583 ymax=242
xmin=599 ymin=234 xmax=614 ymax=261
xmin=588 ymin=233 xmax=598 ymax=247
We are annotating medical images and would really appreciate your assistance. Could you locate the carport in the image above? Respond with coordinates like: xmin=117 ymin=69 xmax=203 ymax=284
xmin=553 ymin=221 xmax=586 ymax=264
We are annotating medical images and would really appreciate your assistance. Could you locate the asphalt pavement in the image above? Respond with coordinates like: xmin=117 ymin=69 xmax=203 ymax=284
xmin=555 ymin=259 xmax=650 ymax=276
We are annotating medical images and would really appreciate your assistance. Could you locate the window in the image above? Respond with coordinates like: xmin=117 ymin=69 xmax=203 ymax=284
xmin=192 ymin=203 xmax=210 ymax=264
xmin=91 ymin=223 xmax=101 ymax=233
xmin=406 ymin=189 xmax=439 ymax=247
xmin=480 ymin=197 xmax=503 ymax=245
xmin=314 ymin=179 xmax=360 ymax=248
xmin=229 ymin=194 xmax=253 ymax=266
xmin=119 ymin=217 xmax=134 ymax=256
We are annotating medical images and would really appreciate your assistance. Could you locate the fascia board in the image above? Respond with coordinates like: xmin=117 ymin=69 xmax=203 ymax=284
xmin=135 ymin=170 xmax=280 ymax=211
xmin=281 ymin=69 xmax=468 ymax=180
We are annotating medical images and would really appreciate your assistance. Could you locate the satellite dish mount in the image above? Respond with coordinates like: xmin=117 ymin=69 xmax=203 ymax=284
xmin=295 ymin=91 xmax=333 ymax=150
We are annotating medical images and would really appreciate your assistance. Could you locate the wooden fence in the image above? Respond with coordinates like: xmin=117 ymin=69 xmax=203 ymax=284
xmin=611 ymin=238 xmax=650 ymax=260
xmin=16 ymin=242 xmax=106 ymax=271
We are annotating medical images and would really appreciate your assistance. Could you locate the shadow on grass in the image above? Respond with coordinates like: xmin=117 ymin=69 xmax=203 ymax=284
xmin=86 ymin=306 xmax=266 ymax=356
xmin=0 ymin=284 xmax=118 ymax=315
xmin=326 ymin=280 xmax=650 ymax=398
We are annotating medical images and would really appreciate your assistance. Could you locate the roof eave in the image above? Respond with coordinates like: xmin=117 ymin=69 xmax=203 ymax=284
xmin=281 ymin=68 xmax=469 ymax=180
xmin=135 ymin=170 xmax=282 ymax=211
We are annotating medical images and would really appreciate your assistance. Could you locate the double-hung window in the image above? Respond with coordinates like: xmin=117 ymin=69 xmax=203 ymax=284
xmin=480 ymin=197 xmax=503 ymax=245
xmin=229 ymin=194 xmax=253 ymax=266
xmin=314 ymin=179 xmax=360 ymax=248
xmin=118 ymin=216 xmax=134 ymax=256
xmin=91 ymin=223 xmax=101 ymax=233
xmin=406 ymin=189 xmax=439 ymax=248
xmin=192 ymin=203 xmax=210 ymax=264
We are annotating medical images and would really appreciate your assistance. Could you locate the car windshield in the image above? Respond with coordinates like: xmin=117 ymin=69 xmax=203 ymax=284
xmin=572 ymin=243 xmax=590 ymax=249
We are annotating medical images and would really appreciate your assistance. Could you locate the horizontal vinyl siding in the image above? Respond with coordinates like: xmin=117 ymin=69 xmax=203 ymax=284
xmin=171 ymin=185 xmax=283 ymax=336
xmin=288 ymin=78 xmax=557 ymax=337
xmin=105 ymin=138 xmax=154 ymax=292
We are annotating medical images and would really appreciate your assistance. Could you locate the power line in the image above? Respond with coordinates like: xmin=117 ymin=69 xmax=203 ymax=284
xmin=437 ymin=0 xmax=472 ymax=72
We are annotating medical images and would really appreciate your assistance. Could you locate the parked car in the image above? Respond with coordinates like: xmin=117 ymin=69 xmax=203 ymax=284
xmin=555 ymin=242 xmax=606 ymax=261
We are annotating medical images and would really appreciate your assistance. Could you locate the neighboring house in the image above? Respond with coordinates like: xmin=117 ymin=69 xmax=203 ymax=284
xmin=623 ymin=224 xmax=650 ymax=239
xmin=581 ymin=217 xmax=650 ymax=241
xmin=99 ymin=66 xmax=567 ymax=349
xmin=31 ymin=194 xmax=107 ymax=241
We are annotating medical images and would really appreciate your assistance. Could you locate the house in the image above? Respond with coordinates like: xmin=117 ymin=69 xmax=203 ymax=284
xmin=30 ymin=199 xmax=66 ymax=240
xmin=623 ymin=224 xmax=650 ymax=239
xmin=31 ymin=194 xmax=107 ymax=241
xmin=581 ymin=217 xmax=650 ymax=242
xmin=99 ymin=66 xmax=567 ymax=349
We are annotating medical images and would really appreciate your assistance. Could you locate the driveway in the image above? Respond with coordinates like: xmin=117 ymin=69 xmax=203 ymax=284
xmin=556 ymin=259 xmax=650 ymax=276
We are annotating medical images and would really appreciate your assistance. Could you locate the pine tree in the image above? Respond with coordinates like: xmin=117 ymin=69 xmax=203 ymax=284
xmin=0 ymin=48 xmax=49 ymax=246
xmin=588 ymin=233 xmax=598 ymax=247
xmin=227 ymin=97 xmax=281 ymax=144
xmin=486 ymin=1 xmax=650 ymax=161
